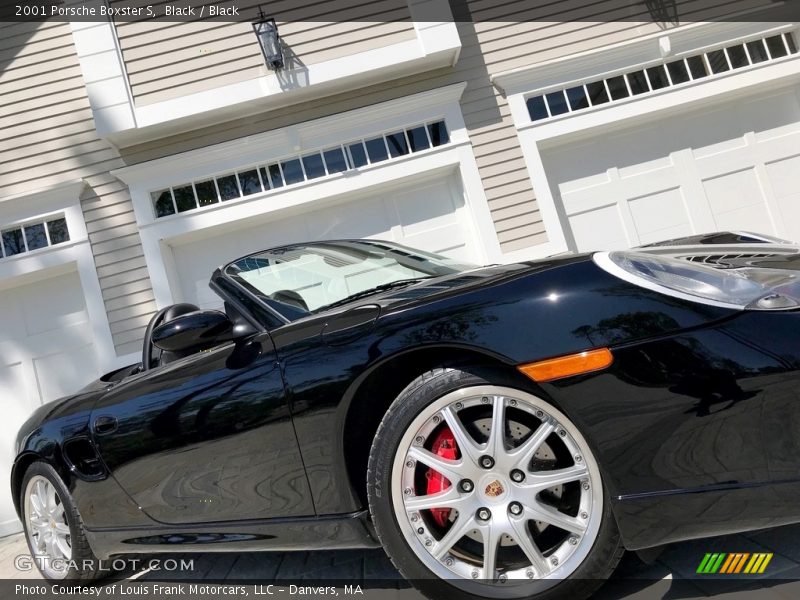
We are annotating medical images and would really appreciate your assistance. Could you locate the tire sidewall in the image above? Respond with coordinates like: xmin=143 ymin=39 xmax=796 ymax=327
xmin=20 ymin=461 xmax=97 ymax=581
xmin=367 ymin=369 xmax=622 ymax=600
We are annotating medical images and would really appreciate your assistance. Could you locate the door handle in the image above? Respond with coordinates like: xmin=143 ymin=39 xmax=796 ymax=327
xmin=93 ymin=415 xmax=118 ymax=435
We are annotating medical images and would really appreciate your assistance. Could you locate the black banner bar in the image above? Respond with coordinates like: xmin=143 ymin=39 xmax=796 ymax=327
xmin=0 ymin=0 xmax=798 ymax=23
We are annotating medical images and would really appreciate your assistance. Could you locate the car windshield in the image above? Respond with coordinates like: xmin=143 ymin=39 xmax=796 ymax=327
xmin=224 ymin=240 xmax=476 ymax=319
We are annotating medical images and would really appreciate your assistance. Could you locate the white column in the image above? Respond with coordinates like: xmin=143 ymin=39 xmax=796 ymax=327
xmin=69 ymin=10 xmax=137 ymax=137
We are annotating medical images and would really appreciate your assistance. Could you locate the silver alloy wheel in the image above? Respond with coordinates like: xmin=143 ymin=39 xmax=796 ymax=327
xmin=391 ymin=385 xmax=602 ymax=595
xmin=24 ymin=475 xmax=71 ymax=579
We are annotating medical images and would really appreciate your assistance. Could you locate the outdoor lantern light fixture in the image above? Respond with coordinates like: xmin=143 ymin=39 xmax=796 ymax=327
xmin=253 ymin=11 xmax=284 ymax=70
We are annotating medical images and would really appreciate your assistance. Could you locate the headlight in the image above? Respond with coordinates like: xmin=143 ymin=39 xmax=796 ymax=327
xmin=593 ymin=251 xmax=800 ymax=310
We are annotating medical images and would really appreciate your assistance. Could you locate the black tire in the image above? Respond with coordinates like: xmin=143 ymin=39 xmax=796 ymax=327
xmin=20 ymin=461 xmax=105 ymax=581
xmin=366 ymin=368 xmax=624 ymax=600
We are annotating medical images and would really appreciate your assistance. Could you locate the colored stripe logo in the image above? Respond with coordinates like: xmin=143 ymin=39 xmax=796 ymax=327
xmin=697 ymin=553 xmax=773 ymax=574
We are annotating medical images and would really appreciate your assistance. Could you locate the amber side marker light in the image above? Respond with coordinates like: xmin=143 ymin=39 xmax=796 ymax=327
xmin=518 ymin=348 xmax=614 ymax=383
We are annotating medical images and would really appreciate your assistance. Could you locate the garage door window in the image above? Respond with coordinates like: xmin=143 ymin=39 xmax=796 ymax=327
xmin=1 ymin=216 xmax=70 ymax=259
xmin=526 ymin=32 xmax=798 ymax=122
xmin=150 ymin=119 xmax=450 ymax=219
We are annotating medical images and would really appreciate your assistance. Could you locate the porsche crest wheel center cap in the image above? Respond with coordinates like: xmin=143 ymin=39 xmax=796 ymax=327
xmin=479 ymin=474 xmax=509 ymax=503
xmin=484 ymin=479 xmax=504 ymax=497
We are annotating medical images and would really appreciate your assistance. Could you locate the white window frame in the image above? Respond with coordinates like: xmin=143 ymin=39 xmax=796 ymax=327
xmin=146 ymin=118 xmax=454 ymax=220
xmin=0 ymin=179 xmax=118 ymax=373
xmin=493 ymin=21 xmax=800 ymax=259
xmin=0 ymin=213 xmax=70 ymax=259
xmin=112 ymin=83 xmax=502 ymax=309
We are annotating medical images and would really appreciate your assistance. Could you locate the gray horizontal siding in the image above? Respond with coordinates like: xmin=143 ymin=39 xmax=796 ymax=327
xmin=112 ymin=0 xmax=415 ymax=106
xmin=0 ymin=22 xmax=155 ymax=357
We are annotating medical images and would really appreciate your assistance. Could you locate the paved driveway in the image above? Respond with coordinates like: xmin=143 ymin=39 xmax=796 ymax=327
xmin=3 ymin=524 xmax=800 ymax=598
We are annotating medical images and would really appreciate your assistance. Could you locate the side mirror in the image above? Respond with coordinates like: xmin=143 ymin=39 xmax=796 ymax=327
xmin=152 ymin=310 xmax=236 ymax=353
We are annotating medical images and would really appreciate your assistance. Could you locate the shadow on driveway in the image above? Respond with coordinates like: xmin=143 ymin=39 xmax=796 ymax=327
xmin=4 ymin=523 xmax=800 ymax=598
xmin=128 ymin=523 xmax=800 ymax=599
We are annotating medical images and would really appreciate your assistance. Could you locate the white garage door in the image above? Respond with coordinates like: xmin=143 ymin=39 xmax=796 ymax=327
xmin=0 ymin=269 xmax=100 ymax=531
xmin=0 ymin=270 xmax=99 ymax=413
xmin=170 ymin=173 xmax=480 ymax=308
xmin=0 ymin=270 xmax=98 ymax=408
xmin=542 ymin=86 xmax=800 ymax=251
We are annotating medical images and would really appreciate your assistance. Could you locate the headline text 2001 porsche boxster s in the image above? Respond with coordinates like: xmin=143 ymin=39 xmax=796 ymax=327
xmin=12 ymin=233 xmax=800 ymax=600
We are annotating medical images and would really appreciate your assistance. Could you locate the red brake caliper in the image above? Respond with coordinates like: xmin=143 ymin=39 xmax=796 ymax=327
xmin=425 ymin=426 xmax=459 ymax=527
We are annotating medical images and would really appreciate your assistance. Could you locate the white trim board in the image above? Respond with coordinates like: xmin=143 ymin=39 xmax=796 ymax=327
xmin=492 ymin=21 xmax=795 ymax=96
xmin=113 ymin=83 xmax=469 ymax=192
xmin=113 ymin=83 xmax=503 ymax=309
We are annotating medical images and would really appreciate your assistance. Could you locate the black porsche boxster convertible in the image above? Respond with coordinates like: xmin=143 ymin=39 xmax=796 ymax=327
xmin=12 ymin=233 xmax=800 ymax=599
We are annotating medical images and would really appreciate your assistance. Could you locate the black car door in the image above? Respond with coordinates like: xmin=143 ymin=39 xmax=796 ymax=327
xmin=89 ymin=333 xmax=314 ymax=524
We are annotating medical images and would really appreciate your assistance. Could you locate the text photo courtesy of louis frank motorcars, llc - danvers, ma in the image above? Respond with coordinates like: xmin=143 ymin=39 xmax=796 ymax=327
xmin=5 ymin=0 xmax=800 ymax=599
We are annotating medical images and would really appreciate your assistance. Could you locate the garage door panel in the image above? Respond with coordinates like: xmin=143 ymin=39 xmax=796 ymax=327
xmin=765 ymin=154 xmax=800 ymax=236
xmin=694 ymin=146 xmax=763 ymax=175
xmin=702 ymin=168 xmax=774 ymax=233
xmin=33 ymin=343 xmax=95 ymax=404
xmin=396 ymin=200 xmax=460 ymax=237
xmin=0 ymin=296 xmax=25 ymax=340
xmin=557 ymin=171 xmax=612 ymax=196
xmin=0 ymin=361 xmax=28 ymax=407
xmin=304 ymin=197 xmax=393 ymax=241
xmin=628 ymin=188 xmax=692 ymax=245
xmin=570 ymin=205 xmax=629 ymax=252
xmin=743 ymin=91 xmax=800 ymax=139
xmin=0 ymin=360 xmax=45 ymax=437
xmin=755 ymin=126 xmax=800 ymax=148
xmin=22 ymin=321 xmax=94 ymax=357
xmin=703 ymin=168 xmax=765 ymax=212
xmin=766 ymin=153 xmax=800 ymax=197
xmin=0 ymin=274 xmax=93 ymax=354
xmin=592 ymin=124 xmax=667 ymax=170
xmin=756 ymin=132 xmax=800 ymax=170
xmin=712 ymin=204 xmax=773 ymax=233
xmin=617 ymin=167 xmax=680 ymax=196
xmin=545 ymin=86 xmax=800 ymax=250
xmin=393 ymin=179 xmax=460 ymax=232
xmin=617 ymin=155 xmax=674 ymax=179
xmin=691 ymin=135 xmax=748 ymax=160
xmin=636 ymin=222 xmax=694 ymax=246
xmin=677 ymin=91 xmax=790 ymax=154
xmin=0 ymin=273 xmax=88 ymax=340
xmin=21 ymin=272 xmax=89 ymax=337
xmin=561 ymin=190 xmax=615 ymax=217
xmin=399 ymin=221 xmax=470 ymax=260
